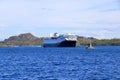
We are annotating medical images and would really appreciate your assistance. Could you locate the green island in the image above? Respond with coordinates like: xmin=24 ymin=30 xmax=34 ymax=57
xmin=0 ymin=33 xmax=120 ymax=47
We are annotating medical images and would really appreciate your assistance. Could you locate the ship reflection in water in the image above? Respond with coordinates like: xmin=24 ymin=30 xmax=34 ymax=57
xmin=43 ymin=33 xmax=77 ymax=47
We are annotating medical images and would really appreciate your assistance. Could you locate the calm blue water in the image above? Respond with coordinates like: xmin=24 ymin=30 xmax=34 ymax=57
xmin=0 ymin=46 xmax=120 ymax=80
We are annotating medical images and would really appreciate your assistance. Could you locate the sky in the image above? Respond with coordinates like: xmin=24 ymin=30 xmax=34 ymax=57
xmin=0 ymin=0 xmax=120 ymax=40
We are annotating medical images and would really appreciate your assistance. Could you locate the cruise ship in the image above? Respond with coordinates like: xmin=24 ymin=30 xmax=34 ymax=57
xmin=43 ymin=33 xmax=77 ymax=47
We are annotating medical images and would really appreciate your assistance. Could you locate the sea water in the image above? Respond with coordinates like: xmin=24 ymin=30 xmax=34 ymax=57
xmin=0 ymin=46 xmax=120 ymax=80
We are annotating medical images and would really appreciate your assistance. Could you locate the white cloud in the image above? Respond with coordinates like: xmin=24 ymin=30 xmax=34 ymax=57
xmin=63 ymin=29 xmax=120 ymax=39
xmin=0 ymin=24 xmax=8 ymax=30
xmin=0 ymin=0 xmax=119 ymax=26
xmin=0 ymin=0 xmax=120 ymax=39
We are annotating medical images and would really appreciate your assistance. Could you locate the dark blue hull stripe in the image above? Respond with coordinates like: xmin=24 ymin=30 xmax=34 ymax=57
xmin=43 ymin=40 xmax=76 ymax=47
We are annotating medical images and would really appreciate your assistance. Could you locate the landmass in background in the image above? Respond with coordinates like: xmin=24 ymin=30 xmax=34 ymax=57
xmin=0 ymin=33 xmax=120 ymax=47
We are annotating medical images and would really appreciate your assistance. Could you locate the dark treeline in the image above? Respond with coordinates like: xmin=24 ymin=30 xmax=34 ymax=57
xmin=0 ymin=33 xmax=120 ymax=47
xmin=77 ymin=38 xmax=120 ymax=46
xmin=93 ymin=39 xmax=120 ymax=46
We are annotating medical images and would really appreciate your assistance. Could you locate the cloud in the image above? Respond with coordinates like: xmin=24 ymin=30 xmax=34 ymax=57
xmin=0 ymin=24 xmax=8 ymax=30
xmin=0 ymin=0 xmax=120 ymax=39
xmin=0 ymin=0 xmax=119 ymax=26
xmin=63 ymin=29 xmax=120 ymax=39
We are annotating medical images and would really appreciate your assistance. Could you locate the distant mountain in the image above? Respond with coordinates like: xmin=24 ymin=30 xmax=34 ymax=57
xmin=0 ymin=33 xmax=43 ymax=47
xmin=4 ymin=33 xmax=38 ymax=42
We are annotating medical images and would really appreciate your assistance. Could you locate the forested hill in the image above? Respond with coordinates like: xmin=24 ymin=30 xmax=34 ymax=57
xmin=0 ymin=33 xmax=43 ymax=47
xmin=0 ymin=33 xmax=120 ymax=47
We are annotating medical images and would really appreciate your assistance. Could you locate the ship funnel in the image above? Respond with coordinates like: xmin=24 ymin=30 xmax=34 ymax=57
xmin=54 ymin=33 xmax=59 ymax=37
xmin=50 ymin=33 xmax=59 ymax=37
